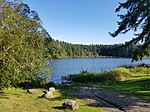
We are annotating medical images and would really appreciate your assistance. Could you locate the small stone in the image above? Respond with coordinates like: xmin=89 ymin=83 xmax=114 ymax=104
xmin=43 ymin=91 xmax=53 ymax=99
xmin=27 ymin=89 xmax=38 ymax=94
xmin=49 ymin=87 xmax=56 ymax=92
xmin=62 ymin=100 xmax=79 ymax=110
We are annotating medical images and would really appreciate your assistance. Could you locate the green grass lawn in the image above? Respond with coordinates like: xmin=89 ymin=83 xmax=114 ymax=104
xmin=100 ymin=73 xmax=150 ymax=100
xmin=0 ymin=87 xmax=105 ymax=112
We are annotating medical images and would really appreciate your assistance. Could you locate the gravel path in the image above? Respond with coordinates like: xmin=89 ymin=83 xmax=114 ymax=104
xmin=67 ymin=86 xmax=150 ymax=112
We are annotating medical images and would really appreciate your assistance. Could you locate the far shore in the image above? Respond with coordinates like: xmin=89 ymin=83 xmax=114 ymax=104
xmin=51 ymin=57 xmax=150 ymax=60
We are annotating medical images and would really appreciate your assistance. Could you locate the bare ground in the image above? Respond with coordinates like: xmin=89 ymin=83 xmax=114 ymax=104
xmin=65 ymin=86 xmax=150 ymax=112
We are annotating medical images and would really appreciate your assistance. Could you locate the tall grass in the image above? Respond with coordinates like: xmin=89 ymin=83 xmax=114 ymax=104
xmin=100 ymin=67 xmax=131 ymax=83
xmin=63 ymin=67 xmax=131 ymax=83
xmin=63 ymin=64 xmax=150 ymax=84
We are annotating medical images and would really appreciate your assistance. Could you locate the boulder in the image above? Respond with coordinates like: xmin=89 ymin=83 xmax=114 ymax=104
xmin=62 ymin=100 xmax=79 ymax=110
xmin=49 ymin=87 xmax=56 ymax=92
xmin=27 ymin=89 xmax=38 ymax=94
xmin=43 ymin=91 xmax=53 ymax=99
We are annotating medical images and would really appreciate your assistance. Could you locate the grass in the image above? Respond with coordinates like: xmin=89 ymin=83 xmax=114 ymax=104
xmin=1 ymin=65 xmax=149 ymax=111
xmin=100 ymin=73 xmax=150 ymax=100
xmin=0 ymin=87 xmax=105 ymax=112
xmin=101 ymin=66 xmax=150 ymax=100
xmin=64 ymin=66 xmax=150 ymax=100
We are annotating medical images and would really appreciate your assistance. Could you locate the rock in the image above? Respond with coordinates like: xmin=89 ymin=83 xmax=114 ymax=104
xmin=49 ymin=87 xmax=56 ymax=92
xmin=27 ymin=89 xmax=38 ymax=94
xmin=62 ymin=100 xmax=79 ymax=110
xmin=43 ymin=91 xmax=53 ymax=99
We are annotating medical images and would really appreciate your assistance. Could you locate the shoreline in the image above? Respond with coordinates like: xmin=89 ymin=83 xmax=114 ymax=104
xmin=51 ymin=57 xmax=150 ymax=60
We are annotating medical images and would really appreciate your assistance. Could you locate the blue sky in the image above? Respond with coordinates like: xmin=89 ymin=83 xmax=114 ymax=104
xmin=23 ymin=0 xmax=132 ymax=45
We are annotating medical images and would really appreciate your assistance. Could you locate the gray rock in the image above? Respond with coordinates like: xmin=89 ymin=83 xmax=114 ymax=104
xmin=27 ymin=89 xmax=38 ymax=94
xmin=62 ymin=100 xmax=79 ymax=110
xmin=49 ymin=87 xmax=56 ymax=92
xmin=43 ymin=91 xmax=53 ymax=99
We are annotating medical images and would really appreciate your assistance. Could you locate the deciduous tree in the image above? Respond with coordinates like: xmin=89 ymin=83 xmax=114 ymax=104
xmin=0 ymin=0 xmax=50 ymax=88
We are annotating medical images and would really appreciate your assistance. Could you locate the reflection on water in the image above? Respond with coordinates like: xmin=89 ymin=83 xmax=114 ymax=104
xmin=49 ymin=58 xmax=150 ymax=83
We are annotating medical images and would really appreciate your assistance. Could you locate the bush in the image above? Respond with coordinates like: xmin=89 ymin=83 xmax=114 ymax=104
xmin=121 ymin=64 xmax=150 ymax=74
xmin=63 ymin=72 xmax=102 ymax=83
xmin=129 ymin=67 xmax=150 ymax=74
xmin=112 ymin=68 xmax=131 ymax=77
xmin=100 ymin=68 xmax=130 ymax=83
xmin=44 ymin=81 xmax=57 ymax=89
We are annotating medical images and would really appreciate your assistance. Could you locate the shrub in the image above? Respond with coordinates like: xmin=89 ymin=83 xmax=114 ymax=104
xmin=63 ymin=72 xmax=102 ymax=83
xmin=129 ymin=67 xmax=150 ymax=74
xmin=112 ymin=68 xmax=131 ymax=77
xmin=100 ymin=68 xmax=131 ymax=83
xmin=44 ymin=81 xmax=57 ymax=89
xmin=100 ymin=72 xmax=120 ymax=83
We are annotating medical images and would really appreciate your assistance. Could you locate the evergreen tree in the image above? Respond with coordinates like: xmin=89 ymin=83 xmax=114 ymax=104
xmin=110 ymin=0 xmax=150 ymax=61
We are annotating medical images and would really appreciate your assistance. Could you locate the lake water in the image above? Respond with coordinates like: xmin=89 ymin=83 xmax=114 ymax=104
xmin=49 ymin=58 xmax=150 ymax=83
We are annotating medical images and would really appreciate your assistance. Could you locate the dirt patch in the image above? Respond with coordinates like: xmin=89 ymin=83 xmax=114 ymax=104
xmin=65 ymin=86 xmax=150 ymax=112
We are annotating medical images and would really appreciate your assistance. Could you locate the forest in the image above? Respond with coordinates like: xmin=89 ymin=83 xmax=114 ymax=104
xmin=46 ymin=38 xmax=139 ymax=59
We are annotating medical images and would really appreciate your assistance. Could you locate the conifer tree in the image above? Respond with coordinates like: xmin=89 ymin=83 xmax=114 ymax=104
xmin=110 ymin=0 xmax=150 ymax=61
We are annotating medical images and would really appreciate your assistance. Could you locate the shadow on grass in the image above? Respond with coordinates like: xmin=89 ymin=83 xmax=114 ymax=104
xmin=109 ymin=79 xmax=150 ymax=97
xmin=56 ymin=81 xmax=150 ymax=111
xmin=108 ymin=78 xmax=150 ymax=101
xmin=53 ymin=106 xmax=65 ymax=110
xmin=0 ymin=91 xmax=9 ymax=99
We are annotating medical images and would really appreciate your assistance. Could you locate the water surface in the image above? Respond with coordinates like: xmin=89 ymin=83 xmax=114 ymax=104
xmin=49 ymin=58 xmax=150 ymax=83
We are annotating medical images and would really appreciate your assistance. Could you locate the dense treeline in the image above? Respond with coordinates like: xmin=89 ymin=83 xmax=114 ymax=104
xmin=46 ymin=39 xmax=139 ymax=59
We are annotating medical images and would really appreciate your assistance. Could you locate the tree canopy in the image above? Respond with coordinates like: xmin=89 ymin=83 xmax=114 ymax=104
xmin=46 ymin=39 xmax=138 ymax=59
xmin=0 ymin=0 xmax=50 ymax=88
xmin=110 ymin=0 xmax=150 ymax=61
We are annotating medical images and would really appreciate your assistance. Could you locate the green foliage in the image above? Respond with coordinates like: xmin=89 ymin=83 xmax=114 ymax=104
xmin=47 ymin=39 xmax=139 ymax=59
xmin=111 ymin=68 xmax=131 ymax=77
xmin=110 ymin=0 xmax=150 ymax=61
xmin=129 ymin=67 xmax=150 ymax=74
xmin=44 ymin=81 xmax=57 ymax=89
xmin=64 ymin=72 xmax=101 ymax=83
xmin=100 ymin=68 xmax=131 ymax=83
xmin=18 ymin=77 xmax=49 ymax=89
xmin=0 ymin=1 xmax=50 ymax=88
xmin=121 ymin=64 xmax=150 ymax=74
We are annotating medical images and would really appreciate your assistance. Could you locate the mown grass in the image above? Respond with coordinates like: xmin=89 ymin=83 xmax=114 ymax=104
xmin=100 ymin=73 xmax=150 ymax=100
xmin=64 ymin=65 xmax=150 ymax=100
xmin=0 ymin=87 xmax=105 ymax=112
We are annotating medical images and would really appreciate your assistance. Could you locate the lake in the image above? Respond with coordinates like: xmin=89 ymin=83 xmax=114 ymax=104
xmin=49 ymin=58 xmax=150 ymax=83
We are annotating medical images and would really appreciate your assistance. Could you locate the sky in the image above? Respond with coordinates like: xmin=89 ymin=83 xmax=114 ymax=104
xmin=23 ymin=0 xmax=133 ymax=45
